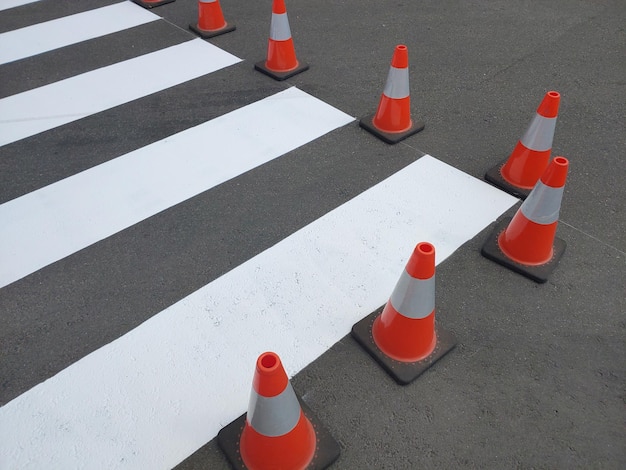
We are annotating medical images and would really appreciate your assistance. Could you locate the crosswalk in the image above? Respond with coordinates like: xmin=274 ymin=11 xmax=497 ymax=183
xmin=0 ymin=2 xmax=158 ymax=64
xmin=0 ymin=87 xmax=354 ymax=288
xmin=1 ymin=38 xmax=241 ymax=146
xmin=0 ymin=1 xmax=518 ymax=469
xmin=0 ymin=0 xmax=41 ymax=13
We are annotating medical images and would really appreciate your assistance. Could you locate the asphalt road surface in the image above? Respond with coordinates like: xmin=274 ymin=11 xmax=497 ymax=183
xmin=1 ymin=0 xmax=624 ymax=468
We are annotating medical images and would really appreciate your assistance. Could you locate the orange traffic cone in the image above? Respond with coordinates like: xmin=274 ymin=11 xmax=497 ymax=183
xmin=218 ymin=352 xmax=340 ymax=469
xmin=351 ymin=242 xmax=456 ymax=385
xmin=482 ymin=156 xmax=569 ymax=283
xmin=485 ymin=91 xmax=561 ymax=199
xmin=359 ymin=44 xmax=425 ymax=144
xmin=132 ymin=0 xmax=175 ymax=9
xmin=189 ymin=0 xmax=235 ymax=39
xmin=254 ymin=0 xmax=309 ymax=81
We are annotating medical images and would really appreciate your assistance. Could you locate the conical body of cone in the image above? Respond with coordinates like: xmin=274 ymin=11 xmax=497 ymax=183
xmin=240 ymin=412 xmax=315 ymax=470
xmin=373 ymin=96 xmax=412 ymax=133
xmin=498 ymin=157 xmax=569 ymax=265
xmin=373 ymin=304 xmax=435 ymax=362
xmin=500 ymin=91 xmax=560 ymax=189
xmin=372 ymin=242 xmax=437 ymax=362
xmin=266 ymin=37 xmax=298 ymax=72
xmin=265 ymin=0 xmax=299 ymax=72
xmin=197 ymin=0 xmax=227 ymax=32
xmin=239 ymin=352 xmax=316 ymax=470
xmin=372 ymin=45 xmax=413 ymax=133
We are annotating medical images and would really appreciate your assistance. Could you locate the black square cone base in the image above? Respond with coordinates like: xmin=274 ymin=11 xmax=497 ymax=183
xmin=217 ymin=399 xmax=340 ymax=470
xmin=189 ymin=23 xmax=236 ymax=39
xmin=481 ymin=217 xmax=567 ymax=284
xmin=359 ymin=114 xmax=425 ymax=144
xmin=484 ymin=160 xmax=533 ymax=199
xmin=254 ymin=60 xmax=309 ymax=81
xmin=351 ymin=306 xmax=456 ymax=385
xmin=132 ymin=0 xmax=175 ymax=9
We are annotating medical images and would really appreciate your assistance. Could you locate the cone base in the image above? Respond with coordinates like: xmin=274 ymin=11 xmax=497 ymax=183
xmin=218 ymin=399 xmax=340 ymax=470
xmin=481 ymin=217 xmax=566 ymax=284
xmin=484 ymin=160 xmax=532 ymax=200
xmin=351 ymin=306 xmax=456 ymax=385
xmin=131 ymin=0 xmax=175 ymax=9
xmin=359 ymin=113 xmax=424 ymax=144
xmin=189 ymin=23 xmax=236 ymax=39
xmin=254 ymin=60 xmax=309 ymax=81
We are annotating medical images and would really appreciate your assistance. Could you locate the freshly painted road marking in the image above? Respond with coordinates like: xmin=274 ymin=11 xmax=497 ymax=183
xmin=0 ymin=2 xmax=159 ymax=65
xmin=0 ymin=0 xmax=41 ymax=12
xmin=0 ymin=38 xmax=241 ymax=147
xmin=0 ymin=155 xmax=517 ymax=469
xmin=0 ymin=87 xmax=354 ymax=289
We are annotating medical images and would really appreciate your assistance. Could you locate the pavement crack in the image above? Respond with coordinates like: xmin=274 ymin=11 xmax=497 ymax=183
xmin=560 ymin=220 xmax=625 ymax=256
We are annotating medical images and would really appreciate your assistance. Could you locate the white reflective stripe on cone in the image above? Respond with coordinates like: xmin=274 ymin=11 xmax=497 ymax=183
xmin=520 ymin=181 xmax=564 ymax=224
xmin=520 ymin=114 xmax=557 ymax=151
xmin=389 ymin=270 xmax=435 ymax=319
xmin=270 ymin=13 xmax=291 ymax=41
xmin=382 ymin=66 xmax=410 ymax=99
xmin=247 ymin=382 xmax=301 ymax=437
xmin=199 ymin=0 xmax=217 ymax=4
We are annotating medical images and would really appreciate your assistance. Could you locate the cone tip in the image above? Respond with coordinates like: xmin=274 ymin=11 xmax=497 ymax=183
xmin=258 ymin=351 xmax=280 ymax=372
xmin=391 ymin=44 xmax=409 ymax=69
xmin=541 ymin=156 xmax=569 ymax=187
xmin=405 ymin=242 xmax=435 ymax=279
xmin=417 ymin=242 xmax=434 ymax=255
xmin=253 ymin=352 xmax=288 ymax=397
xmin=536 ymin=90 xmax=560 ymax=118
xmin=272 ymin=0 xmax=287 ymax=14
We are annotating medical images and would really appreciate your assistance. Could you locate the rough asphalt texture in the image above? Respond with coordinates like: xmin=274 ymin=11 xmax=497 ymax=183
xmin=172 ymin=1 xmax=626 ymax=468
xmin=1 ymin=0 xmax=624 ymax=469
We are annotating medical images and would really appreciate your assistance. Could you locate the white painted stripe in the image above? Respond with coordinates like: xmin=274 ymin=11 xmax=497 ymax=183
xmin=0 ymin=87 xmax=354 ymax=289
xmin=0 ymin=155 xmax=517 ymax=470
xmin=0 ymin=0 xmax=40 ymax=12
xmin=0 ymin=2 xmax=159 ymax=65
xmin=0 ymin=38 xmax=241 ymax=147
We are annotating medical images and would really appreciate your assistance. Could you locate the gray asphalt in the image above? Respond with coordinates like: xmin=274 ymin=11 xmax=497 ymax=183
xmin=1 ymin=0 xmax=624 ymax=468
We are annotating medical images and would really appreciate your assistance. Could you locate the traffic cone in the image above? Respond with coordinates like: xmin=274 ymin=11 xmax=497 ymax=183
xmin=254 ymin=0 xmax=309 ymax=81
xmin=351 ymin=242 xmax=456 ymax=385
xmin=218 ymin=352 xmax=340 ymax=470
xmin=132 ymin=0 xmax=175 ymax=9
xmin=485 ymin=91 xmax=561 ymax=199
xmin=189 ymin=0 xmax=235 ymax=39
xmin=359 ymin=44 xmax=425 ymax=144
xmin=482 ymin=156 xmax=569 ymax=283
